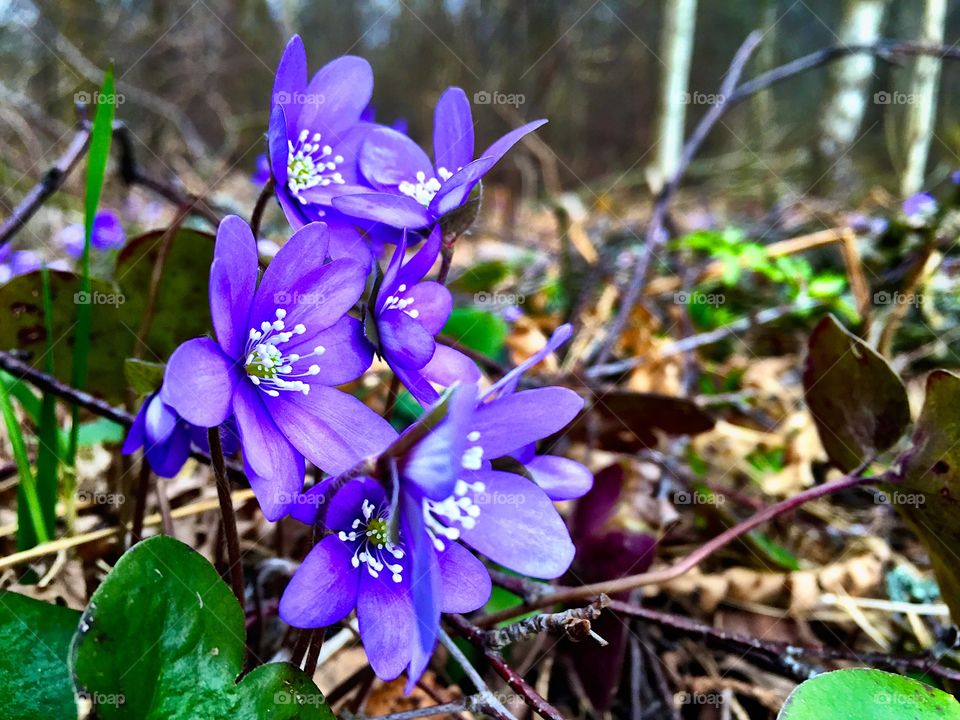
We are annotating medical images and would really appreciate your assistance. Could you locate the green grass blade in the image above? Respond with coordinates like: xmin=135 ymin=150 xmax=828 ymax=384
xmin=68 ymin=64 xmax=116 ymax=466
xmin=35 ymin=267 xmax=59 ymax=540
xmin=0 ymin=376 xmax=50 ymax=547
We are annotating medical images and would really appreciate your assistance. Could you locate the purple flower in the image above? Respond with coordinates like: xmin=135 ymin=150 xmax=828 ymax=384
xmin=367 ymin=227 xmax=479 ymax=405
xmin=951 ymin=169 xmax=960 ymax=185
xmin=902 ymin=191 xmax=937 ymax=219
xmin=267 ymin=36 xmax=383 ymax=264
xmin=122 ymin=393 xmax=240 ymax=478
xmin=159 ymin=215 xmax=395 ymax=520
xmin=59 ymin=210 xmax=126 ymax=258
xmin=333 ymin=87 xmax=547 ymax=230
xmin=0 ymin=247 xmax=42 ymax=283
xmin=251 ymin=154 xmax=271 ymax=186
xmin=472 ymin=324 xmax=592 ymax=500
xmin=281 ymin=382 xmax=580 ymax=687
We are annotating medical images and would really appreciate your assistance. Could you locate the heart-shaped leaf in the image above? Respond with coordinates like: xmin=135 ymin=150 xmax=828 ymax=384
xmin=778 ymin=668 xmax=960 ymax=719
xmin=803 ymin=314 xmax=910 ymax=471
xmin=0 ymin=591 xmax=80 ymax=719
xmin=71 ymin=535 xmax=332 ymax=719
xmin=889 ymin=369 xmax=960 ymax=622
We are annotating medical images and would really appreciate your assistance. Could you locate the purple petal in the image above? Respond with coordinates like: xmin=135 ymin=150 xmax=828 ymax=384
xmin=144 ymin=393 xmax=178 ymax=444
xmin=334 ymin=192 xmax=432 ymax=229
xmin=210 ymin=215 xmax=259 ymax=358
xmin=268 ymin=105 xmax=289 ymax=189
xmin=271 ymin=35 xmax=308 ymax=131
xmin=380 ymin=310 xmax=436 ymax=370
xmin=429 ymin=157 xmax=495 ymax=217
xmin=402 ymin=383 xmax=478 ymax=500
xmin=483 ymin=323 xmax=572 ymax=399
xmin=91 ymin=210 xmax=125 ymax=251
xmin=145 ymin=424 xmax=192 ymax=478
xmin=400 ymin=491 xmax=441 ymax=691
xmin=359 ymin=127 xmax=434 ymax=190
xmin=121 ymin=400 xmax=148 ymax=455
xmin=525 ymin=454 xmax=592 ymax=500
xmin=279 ymin=535 xmax=358 ymax=627
xmin=472 ymin=387 xmax=584 ymax=457
xmin=420 ymin=345 xmax=480 ymax=390
xmin=357 ymin=566 xmax=415 ymax=681
xmin=480 ymin=119 xmax=548 ymax=167
xmin=324 ymin=217 xmax=374 ymax=267
xmin=300 ymin=316 xmax=373 ymax=386
xmin=232 ymin=381 xmax=305 ymax=520
xmin=267 ymin=386 xmax=397 ymax=475
xmin=433 ymin=87 xmax=474 ymax=174
xmin=299 ymin=56 xmax=373 ymax=136
xmin=161 ymin=338 xmax=238 ymax=427
xmin=438 ymin=542 xmax=491 ymax=613
xmin=392 ymin=364 xmax=441 ymax=408
xmin=457 ymin=470 xmax=574 ymax=578
xmin=403 ymin=281 xmax=451 ymax=335
xmin=396 ymin=226 xmax=442 ymax=289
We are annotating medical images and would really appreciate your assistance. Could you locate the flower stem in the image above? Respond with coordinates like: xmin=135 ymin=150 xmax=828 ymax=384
xmin=208 ymin=426 xmax=245 ymax=607
xmin=436 ymin=231 xmax=459 ymax=285
xmin=250 ymin=176 xmax=275 ymax=240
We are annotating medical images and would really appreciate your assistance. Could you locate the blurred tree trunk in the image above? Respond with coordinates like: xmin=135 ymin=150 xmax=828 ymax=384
xmin=650 ymin=0 xmax=697 ymax=191
xmin=753 ymin=0 xmax=779 ymax=204
xmin=899 ymin=0 xmax=946 ymax=195
xmin=814 ymin=0 xmax=890 ymax=193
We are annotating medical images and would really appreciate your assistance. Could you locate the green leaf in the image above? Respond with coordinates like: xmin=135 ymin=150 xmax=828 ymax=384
xmin=803 ymin=315 xmax=910 ymax=472
xmin=114 ymin=228 xmax=215 ymax=370
xmin=778 ymin=668 xmax=960 ymax=719
xmin=72 ymin=535 xmax=332 ymax=719
xmin=0 ymin=591 xmax=80 ymax=718
xmin=0 ymin=271 xmax=130 ymax=402
xmin=77 ymin=417 xmax=125 ymax=447
xmin=888 ymin=370 xmax=960 ymax=623
xmin=448 ymin=259 xmax=514 ymax=295
xmin=34 ymin=266 xmax=59 ymax=547
xmin=124 ymin=358 xmax=166 ymax=396
xmin=442 ymin=307 xmax=508 ymax=358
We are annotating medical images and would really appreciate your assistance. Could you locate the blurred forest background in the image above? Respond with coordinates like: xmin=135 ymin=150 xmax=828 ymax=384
xmin=2 ymin=0 xmax=959 ymax=240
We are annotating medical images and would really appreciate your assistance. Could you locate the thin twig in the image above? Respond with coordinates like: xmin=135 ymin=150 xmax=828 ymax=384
xmin=448 ymin=616 xmax=565 ymax=720
xmin=362 ymin=695 xmax=490 ymax=720
xmin=485 ymin=595 xmax=610 ymax=650
xmin=594 ymin=30 xmax=764 ymax=366
xmin=208 ymin=427 xmax=245 ymax=608
xmin=609 ymin=600 xmax=960 ymax=684
xmin=438 ymin=628 xmax=517 ymax=720
xmin=479 ymin=467 xmax=878 ymax=624
xmin=302 ymin=627 xmax=326 ymax=679
xmin=0 ymin=124 xmax=91 ymax=249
